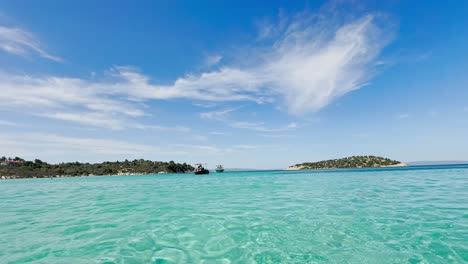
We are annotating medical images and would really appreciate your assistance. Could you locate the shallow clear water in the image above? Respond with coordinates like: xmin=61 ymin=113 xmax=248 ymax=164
xmin=1 ymin=166 xmax=468 ymax=263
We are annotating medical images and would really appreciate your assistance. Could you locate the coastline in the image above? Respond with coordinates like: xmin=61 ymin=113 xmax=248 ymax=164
xmin=0 ymin=171 xmax=187 ymax=180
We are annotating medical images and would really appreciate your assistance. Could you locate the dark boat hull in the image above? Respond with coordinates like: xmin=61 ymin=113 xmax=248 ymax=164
xmin=194 ymin=169 xmax=210 ymax=175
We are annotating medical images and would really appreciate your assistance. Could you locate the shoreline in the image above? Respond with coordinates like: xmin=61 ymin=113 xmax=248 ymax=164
xmin=0 ymin=171 xmax=189 ymax=180
xmin=3 ymin=163 xmax=468 ymax=180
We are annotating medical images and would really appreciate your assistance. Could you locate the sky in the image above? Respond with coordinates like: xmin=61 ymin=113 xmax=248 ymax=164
xmin=1 ymin=0 xmax=468 ymax=169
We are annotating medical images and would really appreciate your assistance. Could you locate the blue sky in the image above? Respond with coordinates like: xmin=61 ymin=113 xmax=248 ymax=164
xmin=1 ymin=0 xmax=468 ymax=169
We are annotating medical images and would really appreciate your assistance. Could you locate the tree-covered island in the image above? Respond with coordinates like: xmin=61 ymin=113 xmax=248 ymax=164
xmin=287 ymin=156 xmax=407 ymax=170
xmin=0 ymin=156 xmax=194 ymax=179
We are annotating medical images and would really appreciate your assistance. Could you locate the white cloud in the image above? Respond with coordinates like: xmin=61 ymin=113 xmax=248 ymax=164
xmin=229 ymin=121 xmax=297 ymax=132
xmin=287 ymin=122 xmax=298 ymax=129
xmin=199 ymin=107 xmax=299 ymax=133
xmin=204 ymin=54 xmax=222 ymax=67
xmin=0 ymin=132 xmax=212 ymax=163
xmin=0 ymin=11 xmax=392 ymax=129
xmin=0 ymin=133 xmax=155 ymax=160
xmin=0 ymin=72 xmax=148 ymax=130
xmin=0 ymin=131 xmax=285 ymax=164
xmin=43 ymin=112 xmax=127 ymax=130
xmin=139 ymin=125 xmax=191 ymax=133
xmin=42 ymin=111 xmax=191 ymax=131
xmin=193 ymin=102 xmax=218 ymax=108
xmin=199 ymin=107 xmax=241 ymax=120
xmin=0 ymin=26 xmax=62 ymax=61
xmin=109 ymin=13 xmax=390 ymax=113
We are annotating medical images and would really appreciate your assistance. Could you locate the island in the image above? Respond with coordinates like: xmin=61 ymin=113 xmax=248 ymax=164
xmin=286 ymin=156 xmax=407 ymax=170
xmin=0 ymin=156 xmax=194 ymax=179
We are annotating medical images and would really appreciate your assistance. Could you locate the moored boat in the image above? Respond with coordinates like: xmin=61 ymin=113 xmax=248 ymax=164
xmin=216 ymin=165 xmax=224 ymax=173
xmin=194 ymin=164 xmax=209 ymax=175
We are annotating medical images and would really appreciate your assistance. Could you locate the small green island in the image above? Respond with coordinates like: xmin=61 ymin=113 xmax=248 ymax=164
xmin=0 ymin=156 xmax=194 ymax=179
xmin=287 ymin=156 xmax=407 ymax=170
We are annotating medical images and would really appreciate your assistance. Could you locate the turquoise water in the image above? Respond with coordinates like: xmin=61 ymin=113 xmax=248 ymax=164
xmin=1 ymin=166 xmax=467 ymax=263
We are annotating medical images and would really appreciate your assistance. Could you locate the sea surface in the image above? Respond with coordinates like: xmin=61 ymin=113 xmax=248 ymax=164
xmin=1 ymin=165 xmax=467 ymax=263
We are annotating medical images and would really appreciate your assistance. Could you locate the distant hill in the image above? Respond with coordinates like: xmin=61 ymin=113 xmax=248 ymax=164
xmin=408 ymin=160 xmax=468 ymax=166
xmin=287 ymin=156 xmax=406 ymax=170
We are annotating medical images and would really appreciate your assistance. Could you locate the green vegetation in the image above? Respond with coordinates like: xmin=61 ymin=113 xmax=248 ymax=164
xmin=291 ymin=156 xmax=404 ymax=170
xmin=0 ymin=156 xmax=194 ymax=179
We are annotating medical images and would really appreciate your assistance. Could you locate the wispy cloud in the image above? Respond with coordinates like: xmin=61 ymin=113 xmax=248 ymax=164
xmin=0 ymin=9 xmax=392 ymax=129
xmin=193 ymin=102 xmax=218 ymax=108
xmin=199 ymin=107 xmax=241 ymax=120
xmin=43 ymin=112 xmax=128 ymax=130
xmin=257 ymin=133 xmax=295 ymax=138
xmin=233 ymin=144 xmax=259 ymax=150
xmin=0 ymin=72 xmax=149 ymax=130
xmin=0 ymin=119 xmax=19 ymax=126
xmin=204 ymin=54 xmax=222 ymax=67
xmin=113 ymin=13 xmax=390 ymax=113
xmin=0 ymin=130 xmax=283 ymax=164
xmin=41 ymin=111 xmax=192 ymax=131
xmin=139 ymin=125 xmax=191 ymax=133
xmin=170 ymin=143 xmax=272 ymax=155
xmin=230 ymin=121 xmax=298 ymax=132
xmin=200 ymin=107 xmax=298 ymax=132
xmin=397 ymin=113 xmax=410 ymax=119
xmin=0 ymin=132 xmax=215 ymax=163
xmin=0 ymin=26 xmax=62 ymax=62
xmin=0 ymin=133 xmax=155 ymax=160
xmin=169 ymin=144 xmax=222 ymax=155
xmin=209 ymin=131 xmax=227 ymax=136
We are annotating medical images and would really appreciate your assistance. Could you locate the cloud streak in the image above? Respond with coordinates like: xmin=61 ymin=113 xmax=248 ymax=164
xmin=204 ymin=54 xmax=222 ymax=67
xmin=0 ymin=26 xmax=62 ymax=61
xmin=199 ymin=107 xmax=241 ymax=121
xmin=0 ymin=133 xmax=155 ymax=161
xmin=0 ymin=119 xmax=19 ymax=126
xmin=229 ymin=121 xmax=298 ymax=132
xmin=397 ymin=113 xmax=410 ymax=119
xmin=0 ymin=133 xmax=211 ymax=163
xmin=199 ymin=107 xmax=298 ymax=132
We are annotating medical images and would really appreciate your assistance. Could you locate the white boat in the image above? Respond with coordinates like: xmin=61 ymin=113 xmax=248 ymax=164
xmin=216 ymin=165 xmax=224 ymax=173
